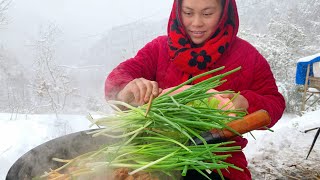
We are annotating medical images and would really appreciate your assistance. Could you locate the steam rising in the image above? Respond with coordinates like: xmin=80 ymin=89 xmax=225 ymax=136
xmin=6 ymin=130 xmax=112 ymax=179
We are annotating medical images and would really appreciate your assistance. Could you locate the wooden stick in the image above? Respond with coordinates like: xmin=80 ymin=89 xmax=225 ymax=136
xmin=145 ymin=94 xmax=154 ymax=117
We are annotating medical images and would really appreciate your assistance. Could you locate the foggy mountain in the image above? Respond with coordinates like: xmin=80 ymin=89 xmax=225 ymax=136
xmin=87 ymin=18 xmax=168 ymax=72
xmin=0 ymin=18 xmax=168 ymax=114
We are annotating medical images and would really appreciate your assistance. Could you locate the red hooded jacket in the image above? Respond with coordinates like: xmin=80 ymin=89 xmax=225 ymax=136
xmin=105 ymin=0 xmax=285 ymax=179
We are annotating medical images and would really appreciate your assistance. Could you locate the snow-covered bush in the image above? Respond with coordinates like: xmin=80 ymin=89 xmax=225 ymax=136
xmin=0 ymin=0 xmax=10 ymax=26
xmin=0 ymin=47 xmax=31 ymax=116
xmin=29 ymin=23 xmax=77 ymax=114
xmin=238 ymin=0 xmax=320 ymax=113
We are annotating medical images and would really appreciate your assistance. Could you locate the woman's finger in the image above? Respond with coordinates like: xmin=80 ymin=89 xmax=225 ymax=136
xmin=133 ymin=78 xmax=147 ymax=104
xmin=144 ymin=80 xmax=154 ymax=103
xmin=220 ymin=93 xmax=234 ymax=99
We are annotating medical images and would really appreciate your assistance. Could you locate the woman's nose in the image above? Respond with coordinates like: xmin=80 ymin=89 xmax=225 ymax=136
xmin=192 ymin=15 xmax=204 ymax=27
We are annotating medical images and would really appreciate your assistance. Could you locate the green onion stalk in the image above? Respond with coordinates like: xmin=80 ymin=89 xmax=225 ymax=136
xmin=39 ymin=66 xmax=247 ymax=180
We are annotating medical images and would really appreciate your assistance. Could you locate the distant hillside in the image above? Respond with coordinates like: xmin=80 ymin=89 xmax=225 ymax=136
xmin=86 ymin=18 xmax=167 ymax=72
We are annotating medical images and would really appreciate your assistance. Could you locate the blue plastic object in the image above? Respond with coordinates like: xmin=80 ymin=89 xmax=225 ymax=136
xmin=296 ymin=55 xmax=320 ymax=85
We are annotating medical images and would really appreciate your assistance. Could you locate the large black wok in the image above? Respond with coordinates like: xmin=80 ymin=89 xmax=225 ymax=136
xmin=6 ymin=129 xmax=112 ymax=180
xmin=6 ymin=110 xmax=271 ymax=179
xmin=6 ymin=129 xmax=182 ymax=180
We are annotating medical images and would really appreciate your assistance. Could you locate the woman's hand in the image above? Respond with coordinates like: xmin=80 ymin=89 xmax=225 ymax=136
xmin=221 ymin=93 xmax=249 ymax=111
xmin=116 ymin=78 xmax=162 ymax=106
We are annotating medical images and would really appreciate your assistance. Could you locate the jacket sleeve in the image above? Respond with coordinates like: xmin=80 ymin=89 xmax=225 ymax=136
xmin=240 ymin=53 xmax=286 ymax=128
xmin=104 ymin=38 xmax=160 ymax=100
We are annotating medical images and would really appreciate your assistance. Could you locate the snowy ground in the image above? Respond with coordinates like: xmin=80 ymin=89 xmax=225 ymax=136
xmin=0 ymin=113 xmax=99 ymax=179
xmin=244 ymin=111 xmax=320 ymax=179
xmin=0 ymin=111 xmax=319 ymax=179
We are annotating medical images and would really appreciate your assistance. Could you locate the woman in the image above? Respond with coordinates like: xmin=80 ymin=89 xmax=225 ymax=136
xmin=105 ymin=0 xmax=286 ymax=179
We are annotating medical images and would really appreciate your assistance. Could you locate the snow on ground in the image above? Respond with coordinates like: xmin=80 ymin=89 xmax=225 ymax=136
xmin=297 ymin=53 xmax=320 ymax=63
xmin=0 ymin=111 xmax=319 ymax=179
xmin=0 ymin=113 xmax=98 ymax=179
xmin=244 ymin=111 xmax=320 ymax=179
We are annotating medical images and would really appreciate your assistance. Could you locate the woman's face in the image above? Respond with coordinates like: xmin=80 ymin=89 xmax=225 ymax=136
xmin=181 ymin=0 xmax=223 ymax=45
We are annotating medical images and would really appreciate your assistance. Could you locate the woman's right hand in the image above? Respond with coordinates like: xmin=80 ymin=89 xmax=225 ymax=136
xmin=116 ymin=78 xmax=162 ymax=106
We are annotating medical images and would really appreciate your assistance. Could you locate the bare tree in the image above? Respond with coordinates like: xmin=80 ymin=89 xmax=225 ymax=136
xmin=0 ymin=47 xmax=30 ymax=117
xmin=238 ymin=0 xmax=320 ymax=113
xmin=29 ymin=23 xmax=76 ymax=114
xmin=0 ymin=0 xmax=10 ymax=26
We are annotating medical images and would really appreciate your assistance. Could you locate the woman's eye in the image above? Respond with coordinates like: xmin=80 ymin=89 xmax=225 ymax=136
xmin=203 ymin=13 xmax=213 ymax=16
xmin=183 ymin=12 xmax=192 ymax=16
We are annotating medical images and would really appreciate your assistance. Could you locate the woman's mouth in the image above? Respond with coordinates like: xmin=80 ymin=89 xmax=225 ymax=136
xmin=190 ymin=31 xmax=205 ymax=38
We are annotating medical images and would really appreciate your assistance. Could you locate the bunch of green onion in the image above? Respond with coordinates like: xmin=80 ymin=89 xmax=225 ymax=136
xmin=41 ymin=66 xmax=247 ymax=180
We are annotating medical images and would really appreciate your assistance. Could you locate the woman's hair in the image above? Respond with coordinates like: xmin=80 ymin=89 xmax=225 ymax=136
xmin=221 ymin=0 xmax=226 ymax=9
xmin=179 ymin=0 xmax=226 ymax=9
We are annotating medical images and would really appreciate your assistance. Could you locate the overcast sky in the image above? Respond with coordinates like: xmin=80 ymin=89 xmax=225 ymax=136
xmin=0 ymin=0 xmax=173 ymax=65
xmin=6 ymin=0 xmax=173 ymax=37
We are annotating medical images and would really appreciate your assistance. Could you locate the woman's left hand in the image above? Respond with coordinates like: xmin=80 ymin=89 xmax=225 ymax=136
xmin=221 ymin=93 xmax=249 ymax=111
